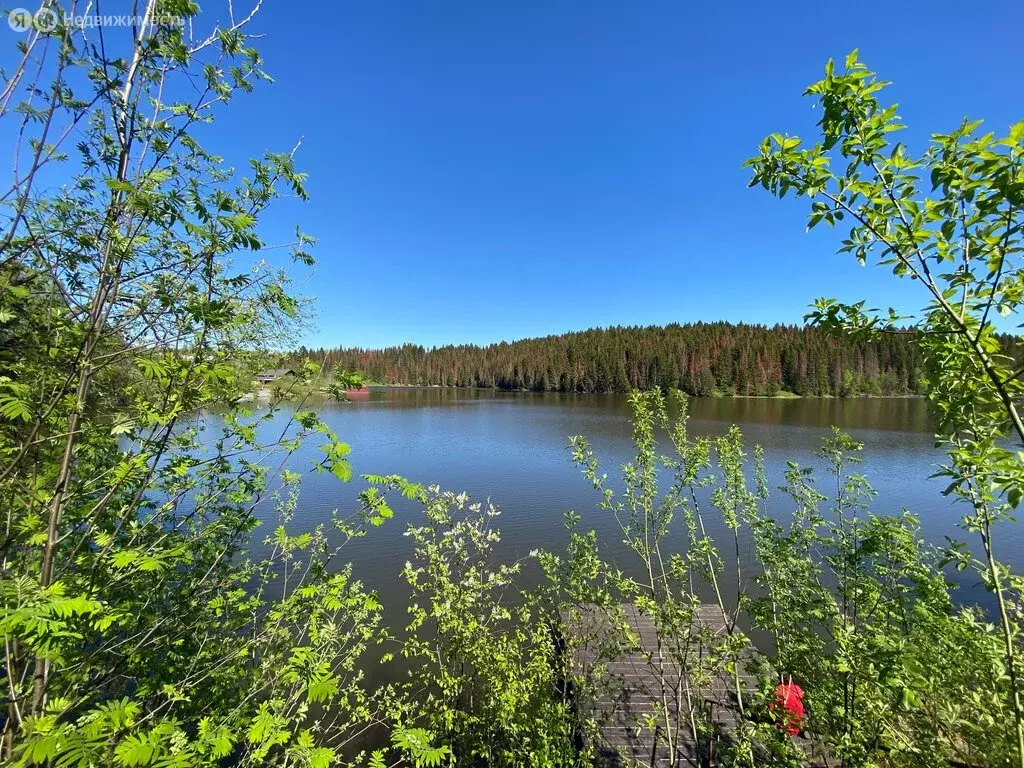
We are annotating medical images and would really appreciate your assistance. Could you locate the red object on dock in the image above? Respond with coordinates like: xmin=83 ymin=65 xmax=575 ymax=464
xmin=771 ymin=682 xmax=805 ymax=735
xmin=345 ymin=387 xmax=369 ymax=399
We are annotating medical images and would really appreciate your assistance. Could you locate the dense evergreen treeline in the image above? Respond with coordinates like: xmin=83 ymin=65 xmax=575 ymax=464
xmin=295 ymin=322 xmax=937 ymax=396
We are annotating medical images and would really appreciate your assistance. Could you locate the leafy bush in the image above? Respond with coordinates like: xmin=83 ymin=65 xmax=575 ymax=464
xmin=394 ymin=485 xmax=579 ymax=767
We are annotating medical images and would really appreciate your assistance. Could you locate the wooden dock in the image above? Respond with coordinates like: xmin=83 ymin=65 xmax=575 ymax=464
xmin=568 ymin=602 xmax=756 ymax=767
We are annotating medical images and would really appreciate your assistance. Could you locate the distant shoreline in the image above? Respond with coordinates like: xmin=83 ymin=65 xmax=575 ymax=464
xmin=362 ymin=383 xmax=925 ymax=400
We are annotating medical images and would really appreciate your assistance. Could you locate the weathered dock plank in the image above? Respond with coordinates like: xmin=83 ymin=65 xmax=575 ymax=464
xmin=568 ymin=602 xmax=756 ymax=767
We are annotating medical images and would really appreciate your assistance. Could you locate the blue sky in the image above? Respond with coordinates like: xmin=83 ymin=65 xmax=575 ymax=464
xmin=12 ymin=1 xmax=1024 ymax=349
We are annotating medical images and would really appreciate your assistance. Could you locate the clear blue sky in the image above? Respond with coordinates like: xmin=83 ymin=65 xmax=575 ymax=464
xmin=24 ymin=2 xmax=1024 ymax=349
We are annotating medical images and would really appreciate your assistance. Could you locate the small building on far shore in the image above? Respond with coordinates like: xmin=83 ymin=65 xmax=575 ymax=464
xmin=255 ymin=368 xmax=295 ymax=385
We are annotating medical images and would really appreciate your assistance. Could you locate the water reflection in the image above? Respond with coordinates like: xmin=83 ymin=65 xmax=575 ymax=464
xmin=212 ymin=389 xmax=1007 ymax=613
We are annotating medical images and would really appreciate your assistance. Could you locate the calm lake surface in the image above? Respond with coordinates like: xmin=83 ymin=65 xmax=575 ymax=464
xmin=220 ymin=388 xmax=1019 ymax=615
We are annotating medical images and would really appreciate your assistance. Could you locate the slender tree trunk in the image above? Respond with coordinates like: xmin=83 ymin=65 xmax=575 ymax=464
xmin=981 ymin=511 xmax=1024 ymax=768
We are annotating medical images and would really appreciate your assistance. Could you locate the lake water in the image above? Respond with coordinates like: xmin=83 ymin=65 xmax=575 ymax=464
xmin=223 ymin=388 xmax=1018 ymax=617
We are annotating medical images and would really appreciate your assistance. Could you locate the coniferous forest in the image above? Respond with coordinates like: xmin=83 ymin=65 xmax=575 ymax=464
xmin=301 ymin=322 xmax=929 ymax=396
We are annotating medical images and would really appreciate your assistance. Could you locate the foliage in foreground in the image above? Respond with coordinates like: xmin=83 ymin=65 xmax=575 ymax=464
xmin=358 ymin=391 xmax=1019 ymax=767
xmin=0 ymin=2 xmax=396 ymax=766
xmin=553 ymin=391 xmax=1016 ymax=767
xmin=748 ymin=49 xmax=1024 ymax=766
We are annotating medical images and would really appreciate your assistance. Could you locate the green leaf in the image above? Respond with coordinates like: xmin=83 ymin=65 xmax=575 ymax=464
xmin=114 ymin=735 xmax=155 ymax=767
